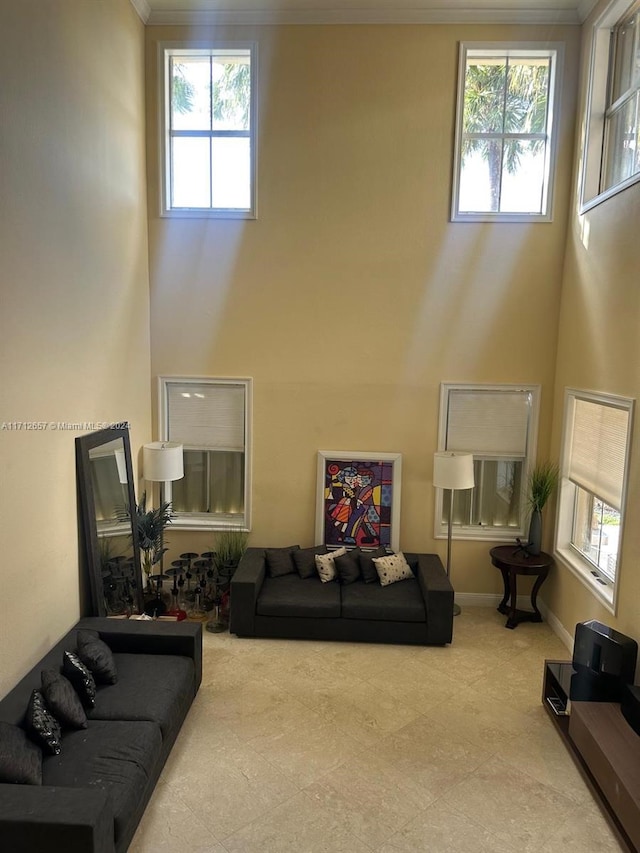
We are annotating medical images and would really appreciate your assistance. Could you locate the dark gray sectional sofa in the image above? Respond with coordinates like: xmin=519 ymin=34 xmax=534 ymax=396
xmin=230 ymin=548 xmax=454 ymax=646
xmin=0 ymin=617 xmax=202 ymax=853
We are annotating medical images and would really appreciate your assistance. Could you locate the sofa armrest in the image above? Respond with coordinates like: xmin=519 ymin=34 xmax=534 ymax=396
xmin=0 ymin=784 xmax=114 ymax=853
xmin=74 ymin=618 xmax=202 ymax=690
xmin=406 ymin=553 xmax=454 ymax=645
xmin=229 ymin=548 xmax=266 ymax=636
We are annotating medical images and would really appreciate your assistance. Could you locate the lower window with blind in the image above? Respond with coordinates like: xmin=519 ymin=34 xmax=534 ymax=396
xmin=435 ymin=383 xmax=540 ymax=541
xmin=158 ymin=376 xmax=252 ymax=531
xmin=554 ymin=388 xmax=634 ymax=612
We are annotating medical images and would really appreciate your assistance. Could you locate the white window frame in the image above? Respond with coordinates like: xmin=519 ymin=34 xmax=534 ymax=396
xmin=159 ymin=41 xmax=257 ymax=219
xmin=554 ymin=388 xmax=634 ymax=613
xmin=435 ymin=383 xmax=540 ymax=541
xmin=158 ymin=376 xmax=252 ymax=532
xmin=580 ymin=0 xmax=640 ymax=212
xmin=452 ymin=42 xmax=562 ymax=223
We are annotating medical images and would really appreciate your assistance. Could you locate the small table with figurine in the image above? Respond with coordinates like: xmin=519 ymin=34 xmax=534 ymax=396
xmin=490 ymin=544 xmax=553 ymax=629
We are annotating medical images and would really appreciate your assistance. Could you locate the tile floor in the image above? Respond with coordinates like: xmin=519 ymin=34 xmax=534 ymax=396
xmin=130 ymin=607 xmax=627 ymax=852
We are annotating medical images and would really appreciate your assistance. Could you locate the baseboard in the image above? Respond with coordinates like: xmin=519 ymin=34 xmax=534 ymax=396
xmin=456 ymin=593 xmax=573 ymax=653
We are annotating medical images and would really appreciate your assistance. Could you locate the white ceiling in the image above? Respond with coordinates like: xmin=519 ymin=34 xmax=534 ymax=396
xmin=132 ymin=0 xmax=600 ymax=26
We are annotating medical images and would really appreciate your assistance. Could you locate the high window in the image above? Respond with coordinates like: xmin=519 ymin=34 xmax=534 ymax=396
xmin=161 ymin=44 xmax=256 ymax=217
xmin=581 ymin=1 xmax=640 ymax=209
xmin=435 ymin=384 xmax=540 ymax=540
xmin=555 ymin=389 xmax=633 ymax=612
xmin=159 ymin=377 xmax=252 ymax=531
xmin=452 ymin=43 xmax=561 ymax=222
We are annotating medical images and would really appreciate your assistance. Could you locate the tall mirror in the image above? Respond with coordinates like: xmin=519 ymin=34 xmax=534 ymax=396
xmin=76 ymin=426 xmax=143 ymax=616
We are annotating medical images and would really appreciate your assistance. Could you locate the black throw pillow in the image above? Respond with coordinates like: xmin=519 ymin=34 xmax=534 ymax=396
xmin=0 ymin=721 xmax=43 ymax=785
xmin=24 ymin=690 xmax=62 ymax=756
xmin=264 ymin=545 xmax=300 ymax=578
xmin=359 ymin=547 xmax=388 ymax=583
xmin=334 ymin=549 xmax=362 ymax=585
xmin=41 ymin=670 xmax=87 ymax=730
xmin=62 ymin=651 xmax=96 ymax=708
xmin=292 ymin=545 xmax=327 ymax=579
xmin=76 ymin=630 xmax=118 ymax=684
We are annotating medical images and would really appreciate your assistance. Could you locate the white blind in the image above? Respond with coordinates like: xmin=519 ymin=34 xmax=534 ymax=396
xmin=167 ymin=383 xmax=245 ymax=450
xmin=447 ymin=389 xmax=531 ymax=457
xmin=569 ymin=397 xmax=630 ymax=510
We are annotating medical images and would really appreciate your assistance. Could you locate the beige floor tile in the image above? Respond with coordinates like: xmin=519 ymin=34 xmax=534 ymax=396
xmin=539 ymin=801 xmax=628 ymax=852
xmin=378 ymin=797 xmax=513 ymax=853
xmin=365 ymin=655 xmax=467 ymax=714
xmin=222 ymin=791 xmax=374 ymax=852
xmin=440 ymin=755 xmax=584 ymax=852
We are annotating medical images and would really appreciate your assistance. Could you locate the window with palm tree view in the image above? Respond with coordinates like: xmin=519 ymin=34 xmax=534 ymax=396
xmin=452 ymin=44 xmax=560 ymax=221
xmin=161 ymin=45 xmax=255 ymax=216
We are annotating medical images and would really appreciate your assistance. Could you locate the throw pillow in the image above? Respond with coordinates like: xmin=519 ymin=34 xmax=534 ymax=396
xmin=372 ymin=552 xmax=414 ymax=587
xmin=359 ymin=546 xmax=388 ymax=583
xmin=293 ymin=545 xmax=327 ymax=579
xmin=0 ymin=721 xmax=42 ymax=785
xmin=41 ymin=670 xmax=87 ymax=730
xmin=334 ymin=549 xmax=362 ymax=585
xmin=24 ymin=690 xmax=62 ymax=756
xmin=76 ymin=630 xmax=118 ymax=684
xmin=62 ymin=651 xmax=96 ymax=708
xmin=265 ymin=545 xmax=300 ymax=578
xmin=315 ymin=547 xmax=347 ymax=583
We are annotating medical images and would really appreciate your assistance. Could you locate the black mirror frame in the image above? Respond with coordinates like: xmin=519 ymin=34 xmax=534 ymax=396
xmin=75 ymin=426 xmax=144 ymax=616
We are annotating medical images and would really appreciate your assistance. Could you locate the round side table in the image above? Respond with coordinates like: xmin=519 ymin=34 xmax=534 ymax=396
xmin=490 ymin=545 xmax=552 ymax=630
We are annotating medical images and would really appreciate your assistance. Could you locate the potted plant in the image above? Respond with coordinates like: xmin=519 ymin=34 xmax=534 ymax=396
xmin=132 ymin=491 xmax=174 ymax=589
xmin=526 ymin=461 xmax=559 ymax=555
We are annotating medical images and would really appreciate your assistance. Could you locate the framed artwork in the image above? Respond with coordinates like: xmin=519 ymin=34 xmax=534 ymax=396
xmin=316 ymin=451 xmax=402 ymax=552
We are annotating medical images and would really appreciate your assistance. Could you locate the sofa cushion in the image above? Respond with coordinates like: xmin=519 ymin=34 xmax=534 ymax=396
xmin=0 ymin=721 xmax=42 ymax=785
xmin=315 ymin=547 xmax=347 ymax=583
xmin=87 ymin=653 xmax=195 ymax=741
xmin=359 ymin=547 xmax=388 ymax=583
xmin=293 ymin=545 xmax=327 ymax=579
xmin=341 ymin=578 xmax=426 ymax=622
xmin=265 ymin=545 xmax=300 ymax=578
xmin=373 ymin=552 xmax=414 ymax=586
xmin=62 ymin=651 xmax=97 ymax=709
xmin=76 ymin=630 xmax=118 ymax=684
xmin=334 ymin=549 xmax=362 ymax=585
xmin=257 ymin=574 xmax=341 ymax=618
xmin=41 ymin=670 xmax=87 ymax=730
xmin=42 ymin=719 xmax=161 ymax=844
xmin=25 ymin=690 xmax=62 ymax=755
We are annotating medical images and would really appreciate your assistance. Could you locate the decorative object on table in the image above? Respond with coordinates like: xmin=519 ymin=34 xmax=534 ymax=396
xmin=432 ymin=451 xmax=475 ymax=616
xmin=75 ymin=425 xmax=144 ymax=617
xmin=524 ymin=460 xmax=559 ymax=556
xmin=315 ymin=451 xmax=402 ymax=552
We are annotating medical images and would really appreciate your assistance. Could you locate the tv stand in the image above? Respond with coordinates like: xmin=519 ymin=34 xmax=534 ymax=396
xmin=543 ymin=660 xmax=640 ymax=852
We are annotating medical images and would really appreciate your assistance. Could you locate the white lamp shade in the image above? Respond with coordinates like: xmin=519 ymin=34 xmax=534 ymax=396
xmin=433 ymin=452 xmax=475 ymax=490
xmin=143 ymin=442 xmax=184 ymax=483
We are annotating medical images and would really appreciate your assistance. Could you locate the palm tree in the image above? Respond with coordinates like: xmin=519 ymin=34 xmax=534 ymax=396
xmin=462 ymin=59 xmax=550 ymax=211
xmin=213 ymin=61 xmax=251 ymax=128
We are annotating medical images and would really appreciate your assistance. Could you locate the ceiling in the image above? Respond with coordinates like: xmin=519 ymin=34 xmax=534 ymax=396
xmin=132 ymin=0 xmax=600 ymax=26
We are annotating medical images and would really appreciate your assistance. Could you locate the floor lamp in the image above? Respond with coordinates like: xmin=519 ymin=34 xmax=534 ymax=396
xmin=433 ymin=451 xmax=475 ymax=616
xmin=143 ymin=441 xmax=184 ymax=615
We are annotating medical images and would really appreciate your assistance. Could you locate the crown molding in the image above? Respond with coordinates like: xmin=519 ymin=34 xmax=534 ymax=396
xmin=130 ymin=0 xmax=151 ymax=23
xmin=146 ymin=8 xmax=581 ymax=26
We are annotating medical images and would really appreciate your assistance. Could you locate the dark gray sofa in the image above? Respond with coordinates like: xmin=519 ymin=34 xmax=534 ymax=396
xmin=0 ymin=617 xmax=202 ymax=853
xmin=230 ymin=549 xmax=454 ymax=645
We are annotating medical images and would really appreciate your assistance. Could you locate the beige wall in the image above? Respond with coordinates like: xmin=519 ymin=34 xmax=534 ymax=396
xmin=0 ymin=0 xmax=151 ymax=697
xmin=146 ymin=24 xmax=581 ymax=593
xmin=546 ymin=0 xmax=640 ymax=645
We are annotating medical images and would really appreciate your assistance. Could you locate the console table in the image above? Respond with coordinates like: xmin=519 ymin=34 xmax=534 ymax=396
xmin=490 ymin=544 xmax=552 ymax=629
xmin=542 ymin=660 xmax=639 ymax=852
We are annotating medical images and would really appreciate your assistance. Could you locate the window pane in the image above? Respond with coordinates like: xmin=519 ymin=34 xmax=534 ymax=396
xmin=459 ymin=139 xmax=503 ymax=212
xmin=505 ymin=59 xmax=549 ymax=134
xmin=449 ymin=460 xmax=523 ymax=528
xmin=212 ymin=57 xmax=251 ymax=131
xmin=500 ymin=139 xmax=547 ymax=213
xmin=611 ymin=11 xmax=639 ymax=101
xmin=463 ymin=60 xmax=506 ymax=133
xmin=604 ymin=92 xmax=640 ymax=189
xmin=172 ymin=450 xmax=245 ymax=516
xmin=171 ymin=137 xmax=211 ymax=208
xmin=211 ymin=137 xmax=251 ymax=209
xmin=571 ymin=486 xmax=620 ymax=582
xmin=171 ymin=57 xmax=211 ymax=131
